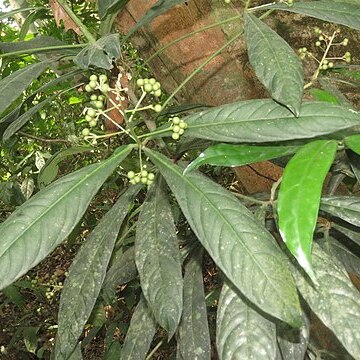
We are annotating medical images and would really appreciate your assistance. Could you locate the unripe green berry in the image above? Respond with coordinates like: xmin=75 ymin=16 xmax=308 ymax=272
xmin=87 ymin=109 xmax=96 ymax=117
xmin=172 ymin=132 xmax=180 ymax=140
xmin=85 ymin=84 xmax=92 ymax=92
xmin=322 ymin=64 xmax=328 ymax=70
xmin=179 ymin=121 xmax=187 ymax=129
xmin=141 ymin=170 xmax=148 ymax=177
xmin=155 ymin=82 xmax=161 ymax=88
xmin=149 ymin=78 xmax=156 ymax=85
xmin=100 ymin=84 xmax=109 ymax=93
xmin=345 ymin=57 xmax=351 ymax=63
xmin=153 ymin=104 xmax=162 ymax=113
xmin=152 ymin=83 xmax=160 ymax=91
xmin=89 ymin=80 xmax=97 ymax=89
xmin=147 ymin=180 xmax=153 ymax=186
xmin=144 ymin=83 xmax=153 ymax=93
xmin=154 ymin=89 xmax=162 ymax=97
xmin=141 ymin=177 xmax=148 ymax=184
xmin=172 ymin=116 xmax=180 ymax=125
xmin=134 ymin=176 xmax=141 ymax=184
xmin=148 ymin=173 xmax=155 ymax=181
xmin=129 ymin=179 xmax=136 ymax=185
xmin=98 ymin=95 xmax=105 ymax=101
xmin=89 ymin=119 xmax=97 ymax=127
xmin=90 ymin=94 xmax=98 ymax=101
xmin=99 ymin=74 xmax=108 ymax=83
xmin=82 ymin=128 xmax=90 ymax=136
xmin=342 ymin=38 xmax=349 ymax=46
xmin=127 ymin=171 xmax=135 ymax=179
xmin=90 ymin=74 xmax=98 ymax=82
xmin=323 ymin=59 xmax=329 ymax=65
xmin=345 ymin=51 xmax=351 ymax=58
xmin=173 ymin=125 xmax=180 ymax=133
xmin=137 ymin=78 xmax=145 ymax=87
xmin=144 ymin=78 xmax=149 ymax=84
xmin=95 ymin=101 xmax=104 ymax=109
xmin=315 ymin=41 xmax=321 ymax=47
xmin=224 ymin=0 xmax=231 ymax=3
xmin=85 ymin=114 xmax=93 ymax=122
xmin=328 ymin=62 xmax=334 ymax=68
xmin=319 ymin=35 xmax=324 ymax=41
xmin=179 ymin=128 xmax=185 ymax=135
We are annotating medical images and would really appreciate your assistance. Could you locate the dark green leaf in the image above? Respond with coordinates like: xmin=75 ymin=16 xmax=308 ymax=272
xmin=278 ymin=140 xmax=337 ymax=282
xmin=345 ymin=134 xmax=360 ymax=155
xmin=3 ymin=95 xmax=56 ymax=140
xmin=185 ymin=144 xmax=298 ymax=174
xmin=293 ymin=243 xmax=360 ymax=359
xmin=177 ymin=250 xmax=210 ymax=360
xmin=0 ymin=145 xmax=134 ymax=290
xmin=144 ymin=149 xmax=302 ymax=327
xmin=310 ymin=88 xmax=341 ymax=104
xmin=125 ymin=0 xmax=187 ymax=39
xmin=54 ymin=185 xmax=140 ymax=359
xmin=23 ymin=326 xmax=39 ymax=354
xmin=332 ymin=223 xmax=360 ymax=247
xmin=38 ymin=146 xmax=92 ymax=188
xmin=2 ymin=285 xmax=25 ymax=308
xmin=98 ymin=0 xmax=129 ymax=20
xmin=217 ymin=281 xmax=277 ymax=360
xmin=19 ymin=10 xmax=47 ymax=41
xmin=244 ymin=13 xmax=303 ymax=115
xmin=121 ymin=296 xmax=157 ymax=360
xmin=321 ymin=196 xmax=360 ymax=227
xmin=0 ymin=62 xmax=48 ymax=116
xmin=181 ymin=100 xmax=360 ymax=143
xmin=135 ymin=178 xmax=183 ymax=338
xmin=268 ymin=1 xmax=360 ymax=30
xmin=74 ymin=34 xmax=120 ymax=70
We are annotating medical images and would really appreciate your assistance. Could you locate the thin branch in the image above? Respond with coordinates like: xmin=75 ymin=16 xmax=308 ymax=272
xmin=19 ymin=131 xmax=70 ymax=144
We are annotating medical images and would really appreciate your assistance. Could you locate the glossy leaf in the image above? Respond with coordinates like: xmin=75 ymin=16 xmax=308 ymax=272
xmin=278 ymin=140 xmax=337 ymax=282
xmin=345 ymin=134 xmax=360 ymax=155
xmin=54 ymin=185 xmax=140 ymax=360
xmin=310 ymin=88 xmax=340 ymax=105
xmin=217 ymin=281 xmax=277 ymax=360
xmin=185 ymin=144 xmax=298 ymax=174
xmin=0 ymin=62 xmax=47 ymax=116
xmin=244 ymin=13 xmax=303 ymax=115
xmin=144 ymin=149 xmax=302 ymax=327
xmin=135 ymin=178 xmax=183 ymax=338
xmin=98 ymin=0 xmax=129 ymax=19
xmin=125 ymin=0 xmax=187 ymax=39
xmin=177 ymin=250 xmax=210 ymax=360
xmin=74 ymin=34 xmax=120 ymax=70
xmin=268 ymin=1 xmax=360 ymax=30
xmin=180 ymin=100 xmax=360 ymax=143
xmin=292 ymin=243 xmax=360 ymax=359
xmin=0 ymin=145 xmax=134 ymax=290
xmin=121 ymin=296 xmax=157 ymax=360
xmin=321 ymin=196 xmax=360 ymax=227
xmin=332 ymin=223 xmax=360 ymax=247
xmin=38 ymin=146 xmax=92 ymax=188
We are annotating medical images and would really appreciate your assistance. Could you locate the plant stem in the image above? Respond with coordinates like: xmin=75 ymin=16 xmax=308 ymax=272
xmin=138 ymin=126 xmax=172 ymax=139
xmin=55 ymin=0 xmax=97 ymax=44
xmin=18 ymin=131 xmax=70 ymax=144
xmin=145 ymin=340 xmax=164 ymax=360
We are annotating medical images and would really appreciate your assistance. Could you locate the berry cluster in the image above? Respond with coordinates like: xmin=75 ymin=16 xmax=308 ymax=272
xmin=127 ymin=169 xmax=155 ymax=186
xmin=170 ymin=116 xmax=188 ymax=140
xmin=136 ymin=77 xmax=162 ymax=97
xmin=31 ymin=273 xmax=64 ymax=301
xmin=85 ymin=74 xmax=109 ymax=94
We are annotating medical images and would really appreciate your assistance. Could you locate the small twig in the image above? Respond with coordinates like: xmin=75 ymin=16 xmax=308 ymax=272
xmin=19 ymin=131 xmax=70 ymax=144
xmin=146 ymin=340 xmax=164 ymax=360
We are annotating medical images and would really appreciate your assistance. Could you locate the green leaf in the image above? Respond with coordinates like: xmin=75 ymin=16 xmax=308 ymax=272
xmin=38 ymin=146 xmax=92 ymax=188
xmin=217 ymin=281 xmax=277 ymax=360
xmin=185 ymin=144 xmax=298 ymax=174
xmin=244 ymin=13 xmax=303 ymax=115
xmin=74 ymin=34 xmax=120 ymax=70
xmin=98 ymin=0 xmax=129 ymax=20
xmin=121 ymin=296 xmax=157 ymax=360
xmin=332 ymin=223 xmax=360 ymax=247
xmin=177 ymin=250 xmax=210 ymax=360
xmin=2 ymin=284 xmax=26 ymax=308
xmin=23 ymin=326 xmax=40 ymax=354
xmin=144 ymin=149 xmax=302 ymax=327
xmin=310 ymin=88 xmax=341 ymax=105
xmin=54 ymin=185 xmax=140 ymax=359
xmin=125 ymin=0 xmax=187 ymax=39
xmin=181 ymin=100 xmax=360 ymax=143
xmin=0 ymin=62 xmax=48 ymax=116
xmin=135 ymin=178 xmax=183 ymax=338
xmin=0 ymin=145 xmax=134 ymax=290
xmin=292 ymin=243 xmax=360 ymax=359
xmin=19 ymin=10 xmax=47 ymax=41
xmin=0 ymin=7 xmax=44 ymax=21
xmin=3 ymin=95 xmax=56 ymax=140
xmin=268 ymin=1 xmax=360 ymax=30
xmin=345 ymin=134 xmax=360 ymax=155
xmin=278 ymin=140 xmax=337 ymax=282
xmin=321 ymin=196 xmax=360 ymax=227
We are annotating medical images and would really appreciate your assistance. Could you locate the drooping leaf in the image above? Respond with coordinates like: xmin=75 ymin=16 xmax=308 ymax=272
xmin=144 ymin=149 xmax=302 ymax=327
xmin=177 ymin=250 xmax=210 ymax=360
xmin=278 ymin=140 xmax=337 ymax=282
xmin=54 ymin=185 xmax=140 ymax=360
xmin=332 ymin=223 xmax=360 ymax=247
xmin=292 ymin=243 xmax=360 ymax=360
xmin=125 ymin=0 xmax=187 ymax=39
xmin=345 ymin=134 xmax=360 ymax=155
xmin=49 ymin=0 xmax=81 ymax=35
xmin=0 ymin=145 xmax=134 ymax=290
xmin=38 ymin=146 xmax=92 ymax=188
xmin=74 ymin=33 xmax=120 ymax=70
xmin=2 ymin=284 xmax=26 ymax=308
xmin=277 ymin=313 xmax=310 ymax=360
xmin=3 ymin=95 xmax=56 ymax=140
xmin=321 ymin=196 xmax=360 ymax=227
xmin=185 ymin=144 xmax=298 ymax=174
xmin=178 ymin=100 xmax=360 ymax=143
xmin=19 ymin=9 xmax=48 ymax=41
xmin=121 ymin=296 xmax=157 ymax=360
xmin=217 ymin=280 xmax=277 ymax=360
xmin=0 ymin=62 xmax=48 ymax=116
xmin=98 ymin=0 xmax=129 ymax=20
xmin=268 ymin=1 xmax=360 ymax=31
xmin=244 ymin=13 xmax=303 ymax=115
xmin=135 ymin=178 xmax=183 ymax=338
